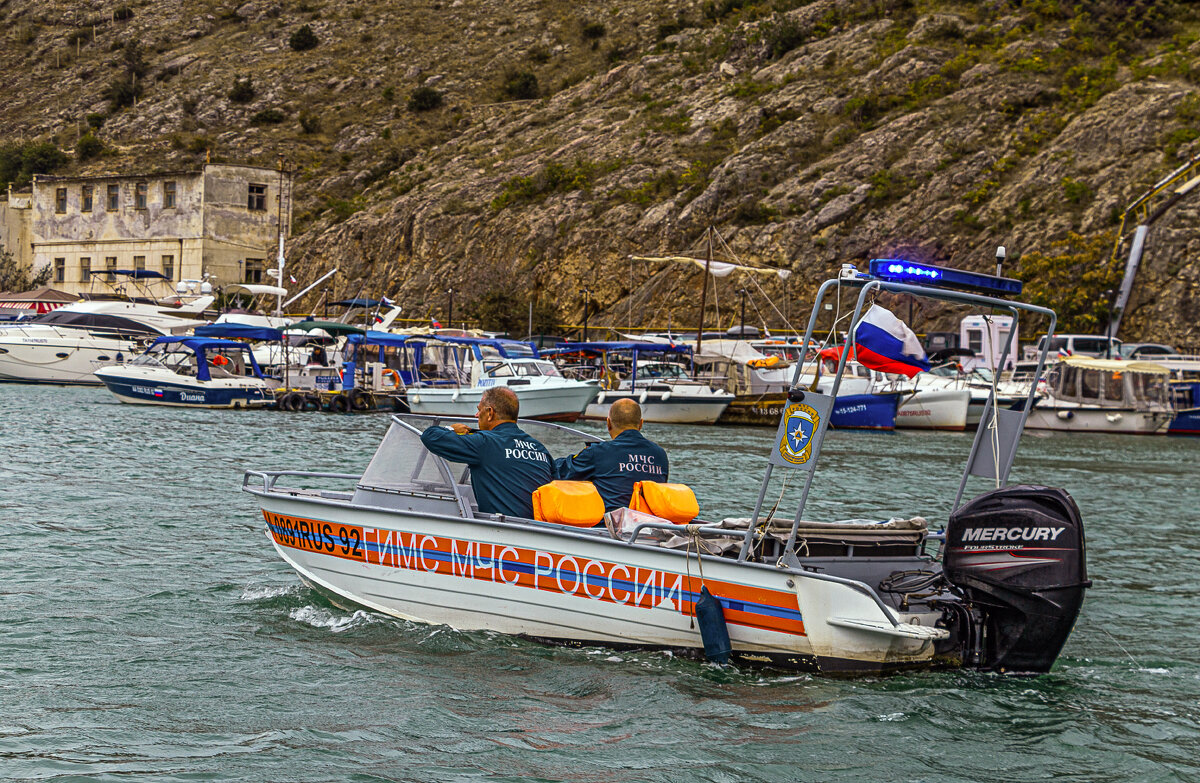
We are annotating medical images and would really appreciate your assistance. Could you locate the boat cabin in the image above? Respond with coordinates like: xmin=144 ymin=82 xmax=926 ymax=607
xmin=1045 ymin=356 xmax=1171 ymax=410
xmin=132 ymin=336 xmax=267 ymax=380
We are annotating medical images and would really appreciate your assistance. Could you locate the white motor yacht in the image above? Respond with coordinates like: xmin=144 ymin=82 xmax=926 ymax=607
xmin=0 ymin=296 xmax=213 ymax=385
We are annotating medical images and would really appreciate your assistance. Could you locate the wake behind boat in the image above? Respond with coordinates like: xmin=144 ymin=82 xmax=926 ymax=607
xmin=245 ymin=258 xmax=1089 ymax=675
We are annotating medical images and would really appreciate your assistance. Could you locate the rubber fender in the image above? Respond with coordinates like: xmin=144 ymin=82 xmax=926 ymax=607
xmin=302 ymin=394 xmax=322 ymax=412
xmin=696 ymin=586 xmax=732 ymax=664
xmin=329 ymin=394 xmax=351 ymax=413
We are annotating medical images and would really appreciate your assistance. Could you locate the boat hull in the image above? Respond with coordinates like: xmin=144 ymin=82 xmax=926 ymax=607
xmin=255 ymin=493 xmax=943 ymax=674
xmin=0 ymin=330 xmax=140 ymax=385
xmin=1167 ymin=409 xmax=1200 ymax=436
xmin=896 ymin=389 xmax=970 ymax=431
xmin=584 ymin=390 xmax=731 ymax=424
xmin=96 ymin=371 xmax=273 ymax=408
xmin=714 ymin=392 xmax=899 ymax=429
xmin=407 ymin=383 xmax=598 ymax=422
xmin=1023 ymin=406 xmax=1171 ymax=434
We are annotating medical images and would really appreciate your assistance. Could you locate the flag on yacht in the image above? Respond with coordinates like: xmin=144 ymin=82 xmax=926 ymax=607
xmin=852 ymin=305 xmax=931 ymax=377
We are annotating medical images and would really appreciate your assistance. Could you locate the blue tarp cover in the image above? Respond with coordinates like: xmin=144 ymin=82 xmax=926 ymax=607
xmin=548 ymin=341 xmax=691 ymax=354
xmin=194 ymin=323 xmax=283 ymax=341
xmin=86 ymin=269 xmax=168 ymax=279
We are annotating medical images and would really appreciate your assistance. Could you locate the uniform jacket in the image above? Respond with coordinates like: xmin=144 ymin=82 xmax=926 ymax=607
xmin=420 ymin=422 xmax=553 ymax=519
xmin=554 ymin=428 xmax=669 ymax=512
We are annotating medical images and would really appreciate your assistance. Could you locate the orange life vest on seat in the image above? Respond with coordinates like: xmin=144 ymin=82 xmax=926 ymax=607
xmin=629 ymin=481 xmax=699 ymax=524
xmin=532 ymin=481 xmax=606 ymax=527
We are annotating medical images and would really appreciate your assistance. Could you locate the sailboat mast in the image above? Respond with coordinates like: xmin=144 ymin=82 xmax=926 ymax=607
xmin=695 ymin=228 xmax=713 ymax=360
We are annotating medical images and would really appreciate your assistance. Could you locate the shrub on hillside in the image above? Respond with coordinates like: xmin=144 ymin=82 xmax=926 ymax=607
xmin=502 ymin=69 xmax=539 ymax=100
xmin=85 ymin=113 xmax=106 ymax=130
xmin=76 ymin=133 xmax=104 ymax=160
xmin=581 ymin=21 xmax=606 ymax=40
xmin=250 ymin=108 xmax=286 ymax=125
xmin=407 ymin=86 xmax=443 ymax=112
xmin=289 ymin=24 xmax=319 ymax=51
xmin=228 ymin=76 xmax=255 ymax=103
xmin=299 ymin=111 xmax=322 ymax=134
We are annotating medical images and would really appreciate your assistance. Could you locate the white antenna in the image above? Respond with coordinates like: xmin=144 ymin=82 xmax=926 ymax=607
xmin=995 ymin=245 xmax=1006 ymax=278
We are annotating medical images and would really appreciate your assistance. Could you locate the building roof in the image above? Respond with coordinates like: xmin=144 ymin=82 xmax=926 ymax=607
xmin=33 ymin=162 xmax=290 ymax=184
xmin=0 ymin=286 xmax=78 ymax=303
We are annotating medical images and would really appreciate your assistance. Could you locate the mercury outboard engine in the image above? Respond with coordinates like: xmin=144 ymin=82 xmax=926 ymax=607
xmin=944 ymin=485 xmax=1090 ymax=673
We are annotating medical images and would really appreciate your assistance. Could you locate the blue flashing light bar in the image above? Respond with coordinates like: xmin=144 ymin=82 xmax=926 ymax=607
xmin=869 ymin=259 xmax=1023 ymax=296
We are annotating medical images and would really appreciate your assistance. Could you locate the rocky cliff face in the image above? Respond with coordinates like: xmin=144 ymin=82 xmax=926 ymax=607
xmin=3 ymin=0 xmax=1198 ymax=343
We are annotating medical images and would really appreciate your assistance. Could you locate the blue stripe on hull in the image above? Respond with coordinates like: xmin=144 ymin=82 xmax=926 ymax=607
xmin=831 ymin=393 xmax=899 ymax=430
xmin=100 ymin=377 xmax=271 ymax=407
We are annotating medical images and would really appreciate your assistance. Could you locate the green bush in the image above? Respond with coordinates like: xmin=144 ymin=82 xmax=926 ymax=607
xmin=105 ymin=77 xmax=140 ymax=111
xmin=250 ymin=108 xmax=286 ymax=125
xmin=1061 ymin=176 xmax=1093 ymax=205
xmin=0 ymin=141 xmax=68 ymax=189
xmin=289 ymin=24 xmax=319 ymax=51
xmin=299 ymin=111 xmax=322 ymax=134
xmin=763 ymin=14 xmax=806 ymax=59
xmin=76 ymin=132 xmax=104 ymax=160
xmin=228 ymin=76 xmax=255 ymax=103
xmin=581 ymin=21 xmax=606 ymax=40
xmin=85 ymin=113 xmax=106 ymax=130
xmin=502 ymin=70 xmax=539 ymax=100
xmin=408 ymin=86 xmax=443 ymax=112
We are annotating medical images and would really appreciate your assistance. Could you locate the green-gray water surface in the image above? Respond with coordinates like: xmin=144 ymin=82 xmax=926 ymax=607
xmin=2 ymin=384 xmax=1198 ymax=782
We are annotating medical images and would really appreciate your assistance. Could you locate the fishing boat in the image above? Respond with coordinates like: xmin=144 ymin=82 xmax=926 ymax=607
xmin=550 ymin=341 xmax=733 ymax=424
xmin=1021 ymin=355 xmax=1173 ymax=434
xmin=95 ymin=335 xmax=276 ymax=408
xmin=348 ymin=332 xmax=599 ymax=422
xmin=245 ymin=257 xmax=1088 ymax=675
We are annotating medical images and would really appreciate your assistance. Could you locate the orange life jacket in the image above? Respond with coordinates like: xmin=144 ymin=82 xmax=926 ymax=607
xmin=532 ymin=481 xmax=606 ymax=527
xmin=629 ymin=481 xmax=699 ymax=524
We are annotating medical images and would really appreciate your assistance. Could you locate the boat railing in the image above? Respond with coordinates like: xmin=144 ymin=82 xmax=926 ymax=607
xmin=243 ymin=469 xmax=361 ymax=494
xmin=620 ymin=519 xmax=903 ymax=628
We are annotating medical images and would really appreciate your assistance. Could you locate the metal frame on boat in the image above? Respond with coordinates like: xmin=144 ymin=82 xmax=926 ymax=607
xmin=244 ymin=259 xmax=1089 ymax=675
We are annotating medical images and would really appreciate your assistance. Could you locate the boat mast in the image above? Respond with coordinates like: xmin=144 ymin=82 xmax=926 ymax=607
xmin=695 ymin=227 xmax=713 ymax=363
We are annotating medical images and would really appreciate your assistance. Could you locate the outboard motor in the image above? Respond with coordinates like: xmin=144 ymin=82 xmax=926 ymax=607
xmin=944 ymin=485 xmax=1089 ymax=673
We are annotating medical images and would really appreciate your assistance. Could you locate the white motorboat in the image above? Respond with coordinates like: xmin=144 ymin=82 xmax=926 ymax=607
xmin=245 ymin=259 xmax=1089 ymax=675
xmin=0 ymin=295 xmax=213 ymax=385
xmin=351 ymin=333 xmax=599 ymax=422
xmin=1022 ymin=355 xmax=1173 ymax=434
xmin=552 ymin=342 xmax=733 ymax=424
xmin=95 ymin=336 xmax=276 ymax=408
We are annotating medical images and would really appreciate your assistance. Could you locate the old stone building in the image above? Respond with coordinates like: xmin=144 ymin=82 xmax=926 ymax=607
xmin=0 ymin=163 xmax=292 ymax=297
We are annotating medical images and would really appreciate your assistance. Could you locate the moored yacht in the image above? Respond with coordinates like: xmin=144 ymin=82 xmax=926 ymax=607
xmin=1022 ymin=355 xmax=1173 ymax=434
xmin=0 ymin=293 xmax=213 ymax=385
xmin=95 ymin=335 xmax=276 ymax=408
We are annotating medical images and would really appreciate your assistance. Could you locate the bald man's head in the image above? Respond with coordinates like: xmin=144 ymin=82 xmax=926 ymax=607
xmin=607 ymin=398 xmax=643 ymax=436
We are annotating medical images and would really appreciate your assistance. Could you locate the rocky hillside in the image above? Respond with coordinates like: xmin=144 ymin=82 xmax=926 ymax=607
xmin=2 ymin=0 xmax=1199 ymax=343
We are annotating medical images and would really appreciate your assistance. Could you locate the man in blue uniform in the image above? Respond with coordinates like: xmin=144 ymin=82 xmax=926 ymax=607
xmin=420 ymin=386 xmax=553 ymax=519
xmin=554 ymin=398 xmax=669 ymax=512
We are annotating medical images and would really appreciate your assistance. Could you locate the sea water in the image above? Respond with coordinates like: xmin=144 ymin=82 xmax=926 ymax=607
xmin=2 ymin=384 xmax=1198 ymax=782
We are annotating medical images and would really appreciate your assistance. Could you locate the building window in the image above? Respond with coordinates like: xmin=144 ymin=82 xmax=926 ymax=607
xmin=107 ymin=184 xmax=119 ymax=211
xmin=80 ymin=257 xmax=91 ymax=280
xmin=244 ymin=258 xmax=265 ymax=284
xmin=247 ymin=183 xmax=267 ymax=211
xmin=105 ymin=256 xmax=118 ymax=278
xmin=82 ymin=185 xmax=94 ymax=212
xmin=163 ymin=181 xmax=176 ymax=209
xmin=133 ymin=255 xmax=146 ymax=271
xmin=55 ymin=188 xmax=67 ymax=213
xmin=162 ymin=255 xmax=174 ymax=280
xmin=134 ymin=182 xmax=148 ymax=210
xmin=53 ymin=258 xmax=65 ymax=283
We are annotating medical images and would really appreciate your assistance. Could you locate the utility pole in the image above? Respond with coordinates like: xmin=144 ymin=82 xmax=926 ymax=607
xmin=738 ymin=287 xmax=747 ymax=337
xmin=447 ymin=288 xmax=454 ymax=330
xmin=582 ymin=287 xmax=591 ymax=342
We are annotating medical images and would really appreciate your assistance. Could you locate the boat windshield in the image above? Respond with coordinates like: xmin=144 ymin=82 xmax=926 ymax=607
xmin=639 ymin=363 xmax=688 ymax=379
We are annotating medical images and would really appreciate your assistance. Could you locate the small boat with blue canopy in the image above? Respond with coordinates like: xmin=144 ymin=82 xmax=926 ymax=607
xmin=96 ymin=333 xmax=277 ymax=408
xmin=245 ymin=254 xmax=1089 ymax=675
xmin=344 ymin=332 xmax=599 ymax=421
xmin=547 ymin=341 xmax=734 ymax=424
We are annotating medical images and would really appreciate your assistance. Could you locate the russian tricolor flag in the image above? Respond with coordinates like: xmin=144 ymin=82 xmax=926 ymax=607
xmin=852 ymin=305 xmax=931 ymax=378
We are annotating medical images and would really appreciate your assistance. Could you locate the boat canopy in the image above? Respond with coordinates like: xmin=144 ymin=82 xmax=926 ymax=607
xmin=194 ymin=323 xmax=283 ymax=341
xmin=286 ymin=319 xmax=366 ymax=336
xmin=346 ymin=330 xmax=419 ymax=348
xmin=225 ymin=283 xmax=288 ymax=297
xmin=330 ymin=298 xmax=381 ymax=308
xmin=86 ymin=269 xmax=169 ymax=279
xmin=1061 ymin=355 xmax=1170 ymax=374
xmin=551 ymin=341 xmax=692 ymax=355
xmin=146 ymin=336 xmax=262 ymax=381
